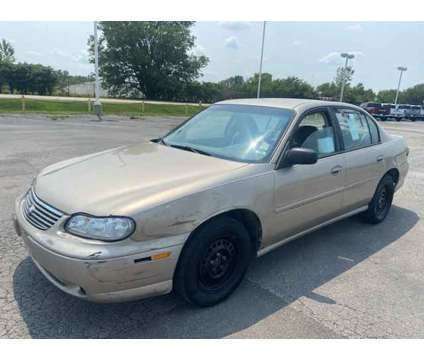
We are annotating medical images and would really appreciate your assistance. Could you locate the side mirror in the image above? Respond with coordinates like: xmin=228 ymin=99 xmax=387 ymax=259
xmin=278 ymin=147 xmax=318 ymax=168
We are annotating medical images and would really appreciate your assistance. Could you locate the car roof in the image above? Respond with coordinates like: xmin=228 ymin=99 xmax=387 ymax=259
xmin=215 ymin=98 xmax=363 ymax=113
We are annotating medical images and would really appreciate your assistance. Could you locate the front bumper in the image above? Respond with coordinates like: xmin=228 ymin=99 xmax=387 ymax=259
xmin=14 ymin=194 xmax=186 ymax=303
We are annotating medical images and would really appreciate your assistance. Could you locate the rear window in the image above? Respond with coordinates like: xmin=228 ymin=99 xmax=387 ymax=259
xmin=334 ymin=109 xmax=372 ymax=150
xmin=363 ymin=114 xmax=380 ymax=144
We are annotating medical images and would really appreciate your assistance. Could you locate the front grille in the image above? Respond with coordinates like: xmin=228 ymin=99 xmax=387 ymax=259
xmin=22 ymin=189 xmax=64 ymax=230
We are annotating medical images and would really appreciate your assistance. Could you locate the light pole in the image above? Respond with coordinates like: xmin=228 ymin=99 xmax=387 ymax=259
xmin=339 ymin=52 xmax=355 ymax=102
xmin=394 ymin=66 xmax=407 ymax=107
xmin=93 ymin=21 xmax=102 ymax=120
xmin=257 ymin=21 xmax=267 ymax=99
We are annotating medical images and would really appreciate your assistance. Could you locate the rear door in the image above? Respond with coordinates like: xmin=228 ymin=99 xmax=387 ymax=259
xmin=331 ymin=107 xmax=385 ymax=212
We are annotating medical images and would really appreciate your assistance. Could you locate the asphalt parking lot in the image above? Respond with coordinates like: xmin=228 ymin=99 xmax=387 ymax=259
xmin=0 ymin=114 xmax=423 ymax=338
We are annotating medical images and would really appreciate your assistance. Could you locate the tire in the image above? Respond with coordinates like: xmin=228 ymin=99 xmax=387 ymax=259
xmin=360 ymin=174 xmax=395 ymax=224
xmin=174 ymin=216 xmax=254 ymax=307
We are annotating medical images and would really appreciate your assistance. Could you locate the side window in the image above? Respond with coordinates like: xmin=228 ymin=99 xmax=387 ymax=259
xmin=334 ymin=109 xmax=372 ymax=150
xmin=364 ymin=114 xmax=380 ymax=144
xmin=290 ymin=112 xmax=336 ymax=158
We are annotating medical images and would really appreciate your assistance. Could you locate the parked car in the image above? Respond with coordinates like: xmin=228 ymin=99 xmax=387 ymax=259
xmin=360 ymin=102 xmax=382 ymax=116
xmin=405 ymin=105 xmax=422 ymax=121
xmin=379 ymin=103 xmax=395 ymax=120
xmin=13 ymin=99 xmax=409 ymax=306
xmin=361 ymin=102 xmax=391 ymax=120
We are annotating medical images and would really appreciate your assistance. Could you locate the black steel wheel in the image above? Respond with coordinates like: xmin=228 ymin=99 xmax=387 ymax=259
xmin=360 ymin=174 xmax=395 ymax=224
xmin=198 ymin=237 xmax=238 ymax=290
xmin=174 ymin=216 xmax=253 ymax=307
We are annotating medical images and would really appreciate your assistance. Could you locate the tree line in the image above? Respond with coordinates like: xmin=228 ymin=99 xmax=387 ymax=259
xmin=1 ymin=21 xmax=424 ymax=106
xmin=0 ymin=39 xmax=92 ymax=95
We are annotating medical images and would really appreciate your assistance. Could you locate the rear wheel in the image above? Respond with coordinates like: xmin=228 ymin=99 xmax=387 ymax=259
xmin=174 ymin=216 xmax=253 ymax=307
xmin=360 ymin=174 xmax=395 ymax=224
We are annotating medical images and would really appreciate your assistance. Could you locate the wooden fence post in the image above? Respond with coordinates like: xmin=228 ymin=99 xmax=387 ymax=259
xmin=88 ymin=98 xmax=92 ymax=112
xmin=141 ymin=101 xmax=145 ymax=115
xmin=21 ymin=95 xmax=26 ymax=112
xmin=185 ymin=104 xmax=188 ymax=116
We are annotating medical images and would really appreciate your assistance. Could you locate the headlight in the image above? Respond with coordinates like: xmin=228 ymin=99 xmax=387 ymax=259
xmin=65 ymin=214 xmax=135 ymax=241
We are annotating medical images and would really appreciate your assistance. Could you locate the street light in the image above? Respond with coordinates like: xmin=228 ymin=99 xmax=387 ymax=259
xmin=93 ymin=21 xmax=102 ymax=120
xmin=394 ymin=66 xmax=407 ymax=107
xmin=257 ymin=21 xmax=267 ymax=99
xmin=339 ymin=52 xmax=355 ymax=102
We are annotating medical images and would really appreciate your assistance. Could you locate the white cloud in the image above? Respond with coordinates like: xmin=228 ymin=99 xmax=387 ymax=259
xmin=292 ymin=40 xmax=303 ymax=47
xmin=220 ymin=22 xmax=251 ymax=31
xmin=50 ymin=49 xmax=68 ymax=57
xmin=319 ymin=51 xmax=364 ymax=65
xmin=225 ymin=36 xmax=239 ymax=49
xmin=72 ymin=50 xmax=89 ymax=64
xmin=345 ymin=24 xmax=363 ymax=32
xmin=318 ymin=51 xmax=340 ymax=64
xmin=25 ymin=50 xmax=42 ymax=57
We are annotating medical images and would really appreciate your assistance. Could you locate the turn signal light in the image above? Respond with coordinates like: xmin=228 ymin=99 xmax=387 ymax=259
xmin=151 ymin=251 xmax=171 ymax=261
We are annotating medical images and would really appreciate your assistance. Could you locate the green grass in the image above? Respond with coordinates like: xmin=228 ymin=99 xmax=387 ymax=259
xmin=0 ymin=98 xmax=205 ymax=117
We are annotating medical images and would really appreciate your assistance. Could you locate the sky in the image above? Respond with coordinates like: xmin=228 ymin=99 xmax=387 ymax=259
xmin=0 ymin=21 xmax=423 ymax=91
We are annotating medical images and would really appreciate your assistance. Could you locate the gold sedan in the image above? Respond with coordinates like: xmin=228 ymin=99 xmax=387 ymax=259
xmin=13 ymin=98 xmax=409 ymax=306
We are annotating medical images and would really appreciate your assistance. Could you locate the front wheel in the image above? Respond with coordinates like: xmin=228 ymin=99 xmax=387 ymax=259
xmin=174 ymin=216 xmax=253 ymax=307
xmin=360 ymin=174 xmax=395 ymax=224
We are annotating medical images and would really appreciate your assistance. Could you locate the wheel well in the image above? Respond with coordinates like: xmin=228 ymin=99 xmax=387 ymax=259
xmin=386 ymin=168 xmax=400 ymax=184
xmin=189 ymin=209 xmax=263 ymax=253
xmin=224 ymin=209 xmax=262 ymax=251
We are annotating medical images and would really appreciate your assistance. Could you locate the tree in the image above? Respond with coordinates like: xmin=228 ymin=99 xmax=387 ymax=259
xmin=402 ymin=84 xmax=424 ymax=105
xmin=272 ymin=77 xmax=316 ymax=99
xmin=219 ymin=75 xmax=246 ymax=99
xmin=316 ymin=82 xmax=338 ymax=99
xmin=376 ymin=89 xmax=398 ymax=104
xmin=182 ymin=81 xmax=222 ymax=103
xmin=29 ymin=65 xmax=58 ymax=95
xmin=0 ymin=39 xmax=15 ymax=64
xmin=335 ymin=66 xmax=354 ymax=89
xmin=0 ymin=62 xmax=14 ymax=93
xmin=0 ymin=39 xmax=15 ymax=92
xmin=243 ymin=73 xmax=273 ymax=97
xmin=0 ymin=62 xmax=59 ymax=95
xmin=344 ymin=83 xmax=376 ymax=105
xmin=89 ymin=21 xmax=209 ymax=100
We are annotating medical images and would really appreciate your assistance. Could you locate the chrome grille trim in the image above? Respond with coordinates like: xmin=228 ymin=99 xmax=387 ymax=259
xmin=22 ymin=189 xmax=64 ymax=230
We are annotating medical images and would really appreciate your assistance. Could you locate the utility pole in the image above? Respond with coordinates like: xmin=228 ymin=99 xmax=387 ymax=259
xmin=257 ymin=21 xmax=267 ymax=99
xmin=394 ymin=66 xmax=407 ymax=107
xmin=93 ymin=21 xmax=102 ymax=120
xmin=339 ymin=52 xmax=355 ymax=102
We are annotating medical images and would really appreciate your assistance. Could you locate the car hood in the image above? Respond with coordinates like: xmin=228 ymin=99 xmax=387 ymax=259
xmin=34 ymin=141 xmax=247 ymax=215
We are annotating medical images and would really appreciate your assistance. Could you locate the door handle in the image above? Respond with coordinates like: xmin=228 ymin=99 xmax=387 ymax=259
xmin=376 ymin=155 xmax=384 ymax=162
xmin=330 ymin=165 xmax=343 ymax=175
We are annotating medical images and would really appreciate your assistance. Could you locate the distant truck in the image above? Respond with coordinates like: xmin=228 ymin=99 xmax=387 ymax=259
xmin=361 ymin=102 xmax=423 ymax=121
xmin=405 ymin=105 xmax=422 ymax=121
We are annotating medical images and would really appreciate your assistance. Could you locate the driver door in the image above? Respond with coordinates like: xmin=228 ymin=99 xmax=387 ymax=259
xmin=269 ymin=108 xmax=346 ymax=244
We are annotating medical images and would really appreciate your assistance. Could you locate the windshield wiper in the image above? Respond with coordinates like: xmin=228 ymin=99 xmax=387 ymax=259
xmin=167 ymin=143 xmax=212 ymax=156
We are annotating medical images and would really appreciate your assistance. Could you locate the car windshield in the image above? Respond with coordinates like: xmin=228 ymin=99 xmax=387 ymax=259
xmin=162 ymin=104 xmax=294 ymax=163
